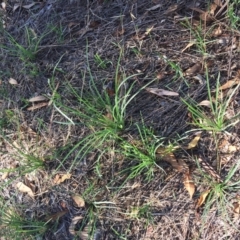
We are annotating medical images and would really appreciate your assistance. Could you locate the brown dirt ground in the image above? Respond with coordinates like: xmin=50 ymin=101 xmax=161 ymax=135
xmin=0 ymin=0 xmax=240 ymax=239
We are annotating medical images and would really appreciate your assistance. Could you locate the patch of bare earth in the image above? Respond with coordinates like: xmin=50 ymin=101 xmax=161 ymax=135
xmin=0 ymin=0 xmax=240 ymax=239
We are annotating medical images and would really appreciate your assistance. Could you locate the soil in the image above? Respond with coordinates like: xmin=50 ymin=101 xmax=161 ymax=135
xmin=0 ymin=0 xmax=240 ymax=239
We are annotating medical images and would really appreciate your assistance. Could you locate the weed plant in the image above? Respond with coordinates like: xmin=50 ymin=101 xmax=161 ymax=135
xmin=227 ymin=0 xmax=240 ymax=29
xmin=197 ymin=158 xmax=240 ymax=233
xmin=0 ymin=206 xmax=47 ymax=238
xmin=182 ymin=70 xmax=240 ymax=133
xmin=52 ymin=47 xmax=156 ymax=171
xmin=1 ymin=27 xmax=47 ymax=62
xmin=120 ymin=123 xmax=165 ymax=182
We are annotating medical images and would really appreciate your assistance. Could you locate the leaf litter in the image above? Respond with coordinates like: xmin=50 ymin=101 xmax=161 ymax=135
xmin=1 ymin=0 xmax=240 ymax=239
xmin=146 ymin=87 xmax=179 ymax=97
xmin=16 ymin=182 xmax=35 ymax=199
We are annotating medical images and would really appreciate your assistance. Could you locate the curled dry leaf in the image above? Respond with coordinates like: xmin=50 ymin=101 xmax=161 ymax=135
xmin=72 ymin=194 xmax=85 ymax=208
xmin=219 ymin=79 xmax=240 ymax=90
xmin=196 ymin=190 xmax=211 ymax=209
xmin=9 ymin=78 xmax=18 ymax=85
xmin=27 ymin=102 xmax=49 ymax=111
xmin=16 ymin=182 xmax=34 ymax=198
xmin=198 ymin=100 xmax=211 ymax=108
xmin=146 ymin=87 xmax=179 ymax=97
xmin=185 ymin=62 xmax=202 ymax=76
xmin=45 ymin=210 xmax=68 ymax=222
xmin=53 ymin=173 xmax=71 ymax=185
xmin=28 ymin=95 xmax=47 ymax=102
xmin=156 ymin=147 xmax=188 ymax=173
xmin=186 ymin=132 xmax=201 ymax=149
xmin=183 ymin=173 xmax=195 ymax=200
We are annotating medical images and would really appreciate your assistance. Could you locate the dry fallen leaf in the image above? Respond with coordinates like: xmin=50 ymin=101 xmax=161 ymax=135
xmin=1 ymin=171 xmax=9 ymax=180
xmin=53 ymin=173 xmax=71 ymax=185
xmin=45 ymin=210 xmax=68 ymax=222
xmin=16 ymin=182 xmax=34 ymax=198
xmin=72 ymin=195 xmax=85 ymax=208
xmin=219 ymin=79 xmax=240 ymax=90
xmin=233 ymin=202 xmax=240 ymax=214
xmin=198 ymin=100 xmax=211 ymax=108
xmin=156 ymin=147 xmax=188 ymax=173
xmin=27 ymin=102 xmax=49 ymax=111
xmin=228 ymin=145 xmax=237 ymax=153
xmin=196 ymin=190 xmax=211 ymax=209
xmin=186 ymin=132 xmax=201 ymax=149
xmin=181 ymin=41 xmax=196 ymax=52
xmin=146 ymin=87 xmax=179 ymax=97
xmin=183 ymin=173 xmax=195 ymax=200
xmin=28 ymin=96 xmax=48 ymax=102
xmin=9 ymin=78 xmax=18 ymax=85
xmin=185 ymin=62 xmax=202 ymax=76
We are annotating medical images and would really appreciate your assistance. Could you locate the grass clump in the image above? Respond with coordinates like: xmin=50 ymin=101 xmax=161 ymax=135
xmin=120 ymin=123 xmax=165 ymax=182
xmin=0 ymin=207 xmax=47 ymax=239
xmin=182 ymin=70 xmax=240 ymax=133
xmin=52 ymin=47 xmax=155 ymax=171
xmin=197 ymin=158 xmax=240 ymax=233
